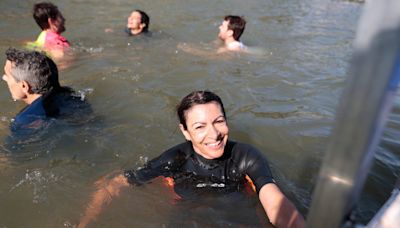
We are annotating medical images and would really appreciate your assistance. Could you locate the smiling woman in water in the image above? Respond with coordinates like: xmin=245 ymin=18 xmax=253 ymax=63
xmin=78 ymin=90 xmax=304 ymax=228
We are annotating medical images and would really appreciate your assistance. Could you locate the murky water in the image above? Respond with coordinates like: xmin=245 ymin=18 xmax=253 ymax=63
xmin=0 ymin=0 xmax=399 ymax=227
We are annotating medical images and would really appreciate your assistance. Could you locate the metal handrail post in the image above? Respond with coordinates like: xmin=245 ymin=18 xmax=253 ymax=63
xmin=306 ymin=0 xmax=400 ymax=227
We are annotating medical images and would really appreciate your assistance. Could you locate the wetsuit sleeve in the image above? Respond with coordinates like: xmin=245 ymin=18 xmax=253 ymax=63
xmin=236 ymin=143 xmax=275 ymax=193
xmin=124 ymin=143 xmax=187 ymax=185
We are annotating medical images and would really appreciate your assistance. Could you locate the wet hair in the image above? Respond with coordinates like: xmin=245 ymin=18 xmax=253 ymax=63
xmin=5 ymin=48 xmax=62 ymax=95
xmin=177 ymin=91 xmax=226 ymax=130
xmin=224 ymin=15 xmax=246 ymax=41
xmin=33 ymin=2 xmax=61 ymax=30
xmin=135 ymin=10 xmax=150 ymax=32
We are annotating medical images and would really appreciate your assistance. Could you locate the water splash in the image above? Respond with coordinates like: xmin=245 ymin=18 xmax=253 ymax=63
xmin=71 ymin=43 xmax=104 ymax=54
xmin=138 ymin=156 xmax=149 ymax=166
xmin=1 ymin=116 xmax=9 ymax=122
xmin=10 ymin=169 xmax=62 ymax=204
xmin=63 ymin=221 xmax=76 ymax=227
xmin=77 ymin=88 xmax=94 ymax=101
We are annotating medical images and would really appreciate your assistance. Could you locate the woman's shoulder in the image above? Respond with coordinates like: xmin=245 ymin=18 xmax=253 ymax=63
xmin=228 ymin=141 xmax=267 ymax=162
xmin=230 ymin=141 xmax=261 ymax=153
xmin=159 ymin=141 xmax=193 ymax=159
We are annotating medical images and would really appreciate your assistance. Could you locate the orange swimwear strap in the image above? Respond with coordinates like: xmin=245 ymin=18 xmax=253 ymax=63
xmin=245 ymin=175 xmax=256 ymax=192
xmin=164 ymin=177 xmax=175 ymax=187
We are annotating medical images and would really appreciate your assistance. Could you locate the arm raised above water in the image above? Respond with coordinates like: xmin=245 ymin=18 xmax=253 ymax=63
xmin=78 ymin=174 xmax=129 ymax=228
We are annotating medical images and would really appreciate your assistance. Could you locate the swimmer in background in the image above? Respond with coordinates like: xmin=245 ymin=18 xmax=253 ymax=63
xmin=78 ymin=91 xmax=304 ymax=228
xmin=2 ymin=48 xmax=90 ymax=132
xmin=105 ymin=10 xmax=150 ymax=36
xmin=217 ymin=15 xmax=247 ymax=52
xmin=126 ymin=10 xmax=150 ymax=36
xmin=178 ymin=15 xmax=248 ymax=56
xmin=26 ymin=2 xmax=70 ymax=59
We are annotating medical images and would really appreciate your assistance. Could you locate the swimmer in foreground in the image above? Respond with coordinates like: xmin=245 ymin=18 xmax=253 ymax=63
xmin=2 ymin=48 xmax=89 ymax=132
xmin=26 ymin=2 xmax=70 ymax=59
xmin=78 ymin=91 xmax=304 ymax=228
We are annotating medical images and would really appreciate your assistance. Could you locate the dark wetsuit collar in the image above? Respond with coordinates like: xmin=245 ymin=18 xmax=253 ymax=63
xmin=189 ymin=140 xmax=236 ymax=170
xmin=125 ymin=27 xmax=134 ymax=36
xmin=125 ymin=27 xmax=141 ymax=36
xmin=125 ymin=27 xmax=151 ymax=37
xmin=192 ymin=152 xmax=221 ymax=170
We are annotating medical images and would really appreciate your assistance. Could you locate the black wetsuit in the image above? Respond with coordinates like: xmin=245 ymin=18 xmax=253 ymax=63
xmin=124 ymin=140 xmax=275 ymax=197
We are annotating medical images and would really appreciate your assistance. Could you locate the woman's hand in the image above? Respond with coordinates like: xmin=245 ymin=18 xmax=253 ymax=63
xmin=259 ymin=183 xmax=305 ymax=228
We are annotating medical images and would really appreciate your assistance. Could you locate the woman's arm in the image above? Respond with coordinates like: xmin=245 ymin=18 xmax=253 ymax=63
xmin=259 ymin=183 xmax=305 ymax=228
xmin=78 ymin=143 xmax=186 ymax=227
xmin=78 ymin=174 xmax=129 ymax=228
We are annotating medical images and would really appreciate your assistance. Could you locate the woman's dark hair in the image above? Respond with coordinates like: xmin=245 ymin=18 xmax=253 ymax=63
xmin=135 ymin=10 xmax=150 ymax=32
xmin=177 ymin=91 xmax=226 ymax=130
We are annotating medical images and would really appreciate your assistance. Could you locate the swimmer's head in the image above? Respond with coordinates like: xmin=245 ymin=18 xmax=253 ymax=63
xmin=136 ymin=10 xmax=150 ymax=32
xmin=33 ymin=2 xmax=66 ymax=33
xmin=177 ymin=91 xmax=226 ymax=130
xmin=127 ymin=10 xmax=150 ymax=34
xmin=219 ymin=15 xmax=246 ymax=41
xmin=4 ymin=48 xmax=59 ymax=96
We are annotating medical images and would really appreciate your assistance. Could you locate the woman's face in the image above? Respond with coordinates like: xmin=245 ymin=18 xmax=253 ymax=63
xmin=127 ymin=11 xmax=142 ymax=30
xmin=179 ymin=102 xmax=229 ymax=159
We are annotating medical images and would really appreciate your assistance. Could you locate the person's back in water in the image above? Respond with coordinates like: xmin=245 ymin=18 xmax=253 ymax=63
xmin=3 ymin=48 xmax=92 ymax=138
